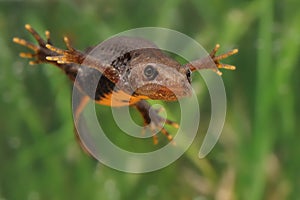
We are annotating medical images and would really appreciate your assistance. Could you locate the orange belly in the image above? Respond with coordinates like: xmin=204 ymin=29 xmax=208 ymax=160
xmin=95 ymin=90 xmax=148 ymax=107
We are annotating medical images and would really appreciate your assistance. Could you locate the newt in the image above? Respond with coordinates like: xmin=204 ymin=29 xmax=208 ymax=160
xmin=13 ymin=24 xmax=238 ymax=154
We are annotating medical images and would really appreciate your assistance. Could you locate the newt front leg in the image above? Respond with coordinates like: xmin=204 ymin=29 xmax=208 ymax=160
xmin=187 ymin=44 xmax=238 ymax=75
xmin=13 ymin=24 xmax=78 ymax=81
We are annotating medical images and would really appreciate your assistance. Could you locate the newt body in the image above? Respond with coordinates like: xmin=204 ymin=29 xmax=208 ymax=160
xmin=13 ymin=25 xmax=238 ymax=153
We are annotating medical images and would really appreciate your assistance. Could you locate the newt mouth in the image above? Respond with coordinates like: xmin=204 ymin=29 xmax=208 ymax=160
xmin=134 ymin=83 xmax=192 ymax=101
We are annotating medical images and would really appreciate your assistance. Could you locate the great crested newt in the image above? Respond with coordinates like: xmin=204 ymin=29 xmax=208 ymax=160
xmin=13 ymin=24 xmax=238 ymax=154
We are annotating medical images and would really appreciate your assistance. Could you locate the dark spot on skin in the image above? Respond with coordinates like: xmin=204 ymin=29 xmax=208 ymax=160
xmin=111 ymin=52 xmax=132 ymax=72
xmin=186 ymin=69 xmax=192 ymax=84
xmin=144 ymin=65 xmax=158 ymax=80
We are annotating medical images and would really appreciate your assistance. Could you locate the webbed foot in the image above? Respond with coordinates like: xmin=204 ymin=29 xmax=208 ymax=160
xmin=135 ymin=100 xmax=178 ymax=144
xmin=187 ymin=44 xmax=238 ymax=75
xmin=209 ymin=44 xmax=238 ymax=75
xmin=13 ymin=24 xmax=56 ymax=65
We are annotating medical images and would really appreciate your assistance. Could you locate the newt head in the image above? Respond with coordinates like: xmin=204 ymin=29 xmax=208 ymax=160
xmin=126 ymin=54 xmax=193 ymax=101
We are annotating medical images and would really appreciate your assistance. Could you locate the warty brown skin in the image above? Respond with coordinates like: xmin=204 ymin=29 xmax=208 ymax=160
xmin=13 ymin=24 xmax=238 ymax=154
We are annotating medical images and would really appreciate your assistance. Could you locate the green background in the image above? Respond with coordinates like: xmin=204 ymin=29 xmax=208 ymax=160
xmin=1 ymin=0 xmax=299 ymax=199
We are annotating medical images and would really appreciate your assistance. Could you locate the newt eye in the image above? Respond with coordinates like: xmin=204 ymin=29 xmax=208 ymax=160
xmin=186 ymin=69 xmax=192 ymax=83
xmin=144 ymin=64 xmax=158 ymax=80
